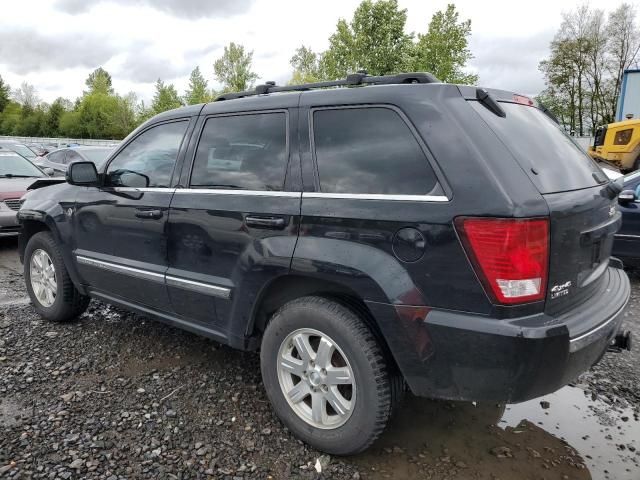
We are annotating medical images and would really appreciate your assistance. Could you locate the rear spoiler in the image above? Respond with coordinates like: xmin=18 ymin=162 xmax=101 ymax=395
xmin=28 ymin=177 xmax=66 ymax=190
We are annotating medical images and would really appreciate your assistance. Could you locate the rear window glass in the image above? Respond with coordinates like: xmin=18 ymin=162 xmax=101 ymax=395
xmin=470 ymin=101 xmax=604 ymax=194
xmin=312 ymin=107 xmax=439 ymax=195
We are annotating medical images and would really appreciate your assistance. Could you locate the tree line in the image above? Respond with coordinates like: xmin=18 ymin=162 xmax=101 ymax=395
xmin=538 ymin=3 xmax=640 ymax=136
xmin=0 ymin=0 xmax=475 ymax=140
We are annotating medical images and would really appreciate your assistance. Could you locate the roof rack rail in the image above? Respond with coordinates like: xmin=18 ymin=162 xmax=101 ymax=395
xmin=215 ymin=71 xmax=440 ymax=101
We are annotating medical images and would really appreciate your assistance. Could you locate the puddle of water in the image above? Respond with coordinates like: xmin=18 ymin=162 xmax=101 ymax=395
xmin=351 ymin=393 xmax=591 ymax=480
xmin=502 ymin=385 xmax=640 ymax=480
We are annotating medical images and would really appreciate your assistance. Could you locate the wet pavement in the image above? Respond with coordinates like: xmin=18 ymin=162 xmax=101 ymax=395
xmin=1 ymin=235 xmax=639 ymax=479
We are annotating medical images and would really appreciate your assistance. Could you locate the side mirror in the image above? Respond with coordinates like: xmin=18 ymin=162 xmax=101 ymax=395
xmin=43 ymin=167 xmax=55 ymax=176
xmin=66 ymin=161 xmax=99 ymax=186
xmin=618 ymin=189 xmax=637 ymax=205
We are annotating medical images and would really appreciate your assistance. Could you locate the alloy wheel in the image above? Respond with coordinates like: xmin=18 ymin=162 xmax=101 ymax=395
xmin=277 ymin=328 xmax=356 ymax=429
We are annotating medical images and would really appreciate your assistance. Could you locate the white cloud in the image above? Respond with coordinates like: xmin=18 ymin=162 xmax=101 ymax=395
xmin=0 ymin=0 xmax=624 ymax=103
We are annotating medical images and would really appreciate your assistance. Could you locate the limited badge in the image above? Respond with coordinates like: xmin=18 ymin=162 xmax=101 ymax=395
xmin=550 ymin=280 xmax=572 ymax=299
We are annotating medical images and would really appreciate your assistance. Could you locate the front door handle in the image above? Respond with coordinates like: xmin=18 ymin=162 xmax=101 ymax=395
xmin=245 ymin=215 xmax=286 ymax=229
xmin=135 ymin=209 xmax=163 ymax=220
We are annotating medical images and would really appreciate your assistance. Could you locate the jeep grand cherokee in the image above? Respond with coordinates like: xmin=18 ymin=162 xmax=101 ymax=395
xmin=18 ymin=72 xmax=631 ymax=455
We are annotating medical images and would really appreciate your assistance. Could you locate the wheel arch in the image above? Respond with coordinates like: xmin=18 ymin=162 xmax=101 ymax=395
xmin=247 ymin=274 xmax=400 ymax=372
xmin=19 ymin=217 xmax=87 ymax=295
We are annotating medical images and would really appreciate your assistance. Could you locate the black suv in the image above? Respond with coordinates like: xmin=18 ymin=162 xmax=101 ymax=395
xmin=18 ymin=73 xmax=631 ymax=455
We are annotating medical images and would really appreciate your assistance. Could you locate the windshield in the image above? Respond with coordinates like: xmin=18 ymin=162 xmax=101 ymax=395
xmin=82 ymin=148 xmax=114 ymax=167
xmin=0 ymin=153 xmax=44 ymax=177
xmin=4 ymin=144 xmax=37 ymax=159
xmin=470 ymin=101 xmax=605 ymax=194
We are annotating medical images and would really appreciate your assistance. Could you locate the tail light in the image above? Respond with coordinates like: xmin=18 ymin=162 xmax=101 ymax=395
xmin=456 ymin=217 xmax=549 ymax=305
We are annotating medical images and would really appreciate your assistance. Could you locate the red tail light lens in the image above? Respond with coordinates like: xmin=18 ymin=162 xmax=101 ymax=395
xmin=456 ymin=217 xmax=549 ymax=305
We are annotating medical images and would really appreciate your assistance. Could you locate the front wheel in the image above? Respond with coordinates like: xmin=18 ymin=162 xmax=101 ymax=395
xmin=24 ymin=231 xmax=89 ymax=322
xmin=260 ymin=296 xmax=395 ymax=455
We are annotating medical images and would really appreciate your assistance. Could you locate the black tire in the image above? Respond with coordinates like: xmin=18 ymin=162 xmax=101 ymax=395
xmin=260 ymin=296 xmax=394 ymax=455
xmin=24 ymin=231 xmax=89 ymax=322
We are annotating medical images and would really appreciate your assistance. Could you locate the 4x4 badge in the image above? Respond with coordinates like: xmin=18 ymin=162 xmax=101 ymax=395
xmin=550 ymin=281 xmax=572 ymax=299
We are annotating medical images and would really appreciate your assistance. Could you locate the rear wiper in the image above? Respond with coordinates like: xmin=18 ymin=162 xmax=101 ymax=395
xmin=476 ymin=88 xmax=506 ymax=118
xmin=0 ymin=174 xmax=34 ymax=178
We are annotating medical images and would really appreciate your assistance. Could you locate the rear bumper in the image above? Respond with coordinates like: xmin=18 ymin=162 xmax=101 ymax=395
xmin=367 ymin=266 xmax=630 ymax=403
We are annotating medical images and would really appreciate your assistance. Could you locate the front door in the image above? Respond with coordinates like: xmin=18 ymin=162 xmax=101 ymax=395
xmin=73 ymin=119 xmax=191 ymax=309
xmin=167 ymin=109 xmax=300 ymax=338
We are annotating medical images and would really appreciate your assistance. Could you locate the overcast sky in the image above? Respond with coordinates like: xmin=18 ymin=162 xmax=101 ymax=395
xmin=0 ymin=0 xmax=629 ymax=104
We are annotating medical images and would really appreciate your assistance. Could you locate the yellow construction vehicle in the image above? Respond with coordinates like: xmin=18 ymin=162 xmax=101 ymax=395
xmin=588 ymin=117 xmax=640 ymax=172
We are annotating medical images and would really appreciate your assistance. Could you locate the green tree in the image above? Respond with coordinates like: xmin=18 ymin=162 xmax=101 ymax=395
xmin=85 ymin=67 xmax=114 ymax=95
xmin=44 ymin=98 xmax=69 ymax=137
xmin=111 ymin=93 xmax=138 ymax=138
xmin=0 ymin=102 xmax=23 ymax=135
xmin=320 ymin=0 xmax=413 ymax=79
xmin=289 ymin=45 xmax=324 ymax=84
xmin=213 ymin=42 xmax=258 ymax=92
xmin=184 ymin=67 xmax=211 ymax=104
xmin=0 ymin=75 xmax=10 ymax=113
xmin=77 ymin=92 xmax=120 ymax=138
xmin=59 ymin=110 xmax=83 ymax=138
xmin=410 ymin=4 xmax=477 ymax=84
xmin=151 ymin=79 xmax=183 ymax=115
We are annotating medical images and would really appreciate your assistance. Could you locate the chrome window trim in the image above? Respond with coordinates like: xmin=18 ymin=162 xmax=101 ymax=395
xmin=175 ymin=188 xmax=301 ymax=197
xmin=108 ymin=187 xmax=446 ymax=201
xmin=76 ymin=255 xmax=165 ymax=284
xmin=166 ymin=275 xmax=231 ymax=300
xmin=112 ymin=187 xmax=174 ymax=193
xmin=614 ymin=233 xmax=640 ymax=240
xmin=76 ymin=254 xmax=232 ymax=299
xmin=302 ymin=192 xmax=449 ymax=202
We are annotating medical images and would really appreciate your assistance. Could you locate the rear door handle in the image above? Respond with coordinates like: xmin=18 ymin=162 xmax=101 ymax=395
xmin=135 ymin=209 xmax=163 ymax=220
xmin=245 ymin=215 xmax=286 ymax=229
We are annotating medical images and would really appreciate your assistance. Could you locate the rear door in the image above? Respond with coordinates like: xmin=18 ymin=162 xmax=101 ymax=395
xmin=166 ymin=109 xmax=300 ymax=335
xmin=469 ymin=100 xmax=618 ymax=315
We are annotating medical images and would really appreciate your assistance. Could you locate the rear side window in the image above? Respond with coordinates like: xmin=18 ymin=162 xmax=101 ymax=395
xmin=191 ymin=112 xmax=288 ymax=191
xmin=470 ymin=101 xmax=603 ymax=194
xmin=312 ymin=107 xmax=439 ymax=195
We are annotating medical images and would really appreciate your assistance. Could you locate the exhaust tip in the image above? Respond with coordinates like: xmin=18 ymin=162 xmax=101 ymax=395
xmin=609 ymin=330 xmax=632 ymax=352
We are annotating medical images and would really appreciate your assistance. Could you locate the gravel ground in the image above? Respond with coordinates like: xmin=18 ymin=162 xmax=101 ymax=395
xmin=0 ymin=236 xmax=639 ymax=480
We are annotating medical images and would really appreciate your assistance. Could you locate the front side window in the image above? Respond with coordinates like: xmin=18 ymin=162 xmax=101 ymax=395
xmin=106 ymin=121 xmax=188 ymax=188
xmin=190 ymin=112 xmax=287 ymax=191
xmin=312 ymin=107 xmax=439 ymax=195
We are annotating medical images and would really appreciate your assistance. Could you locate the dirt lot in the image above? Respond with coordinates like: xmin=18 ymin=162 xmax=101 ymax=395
xmin=0 ymin=235 xmax=639 ymax=480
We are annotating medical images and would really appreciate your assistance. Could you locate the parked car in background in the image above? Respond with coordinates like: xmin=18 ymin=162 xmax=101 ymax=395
xmin=18 ymin=73 xmax=631 ymax=455
xmin=33 ymin=146 xmax=115 ymax=175
xmin=613 ymin=170 xmax=640 ymax=267
xmin=0 ymin=141 xmax=39 ymax=163
xmin=27 ymin=143 xmax=50 ymax=156
xmin=0 ymin=149 xmax=50 ymax=235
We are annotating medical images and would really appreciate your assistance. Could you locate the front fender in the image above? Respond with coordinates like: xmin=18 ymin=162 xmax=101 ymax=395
xmin=18 ymin=186 xmax=85 ymax=294
xmin=290 ymin=236 xmax=426 ymax=305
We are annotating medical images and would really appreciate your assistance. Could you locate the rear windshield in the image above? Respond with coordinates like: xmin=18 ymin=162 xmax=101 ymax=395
xmin=470 ymin=101 xmax=604 ymax=194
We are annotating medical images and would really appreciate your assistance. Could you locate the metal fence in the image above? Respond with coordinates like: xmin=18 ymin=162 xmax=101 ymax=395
xmin=0 ymin=135 xmax=119 ymax=147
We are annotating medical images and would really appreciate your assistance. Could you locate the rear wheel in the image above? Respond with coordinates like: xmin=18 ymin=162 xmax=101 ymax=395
xmin=260 ymin=296 xmax=395 ymax=455
xmin=24 ymin=231 xmax=89 ymax=322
